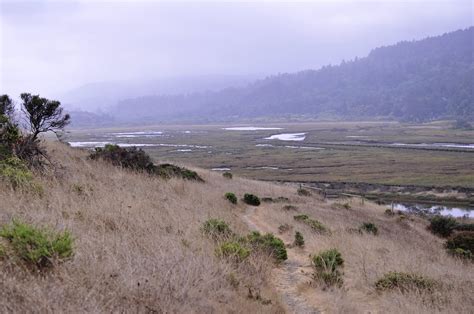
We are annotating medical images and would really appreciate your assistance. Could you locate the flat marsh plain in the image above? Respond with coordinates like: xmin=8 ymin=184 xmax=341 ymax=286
xmin=66 ymin=121 xmax=474 ymax=189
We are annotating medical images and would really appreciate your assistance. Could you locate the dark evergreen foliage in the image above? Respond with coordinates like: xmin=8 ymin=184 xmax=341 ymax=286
xmin=114 ymin=28 xmax=473 ymax=123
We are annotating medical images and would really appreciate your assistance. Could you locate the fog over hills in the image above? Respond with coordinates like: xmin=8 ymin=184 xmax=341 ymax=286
xmin=107 ymin=27 xmax=472 ymax=124
xmin=61 ymin=74 xmax=262 ymax=112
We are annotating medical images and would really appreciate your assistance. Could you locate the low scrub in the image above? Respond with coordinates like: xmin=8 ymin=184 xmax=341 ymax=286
xmin=90 ymin=145 xmax=203 ymax=181
xmin=445 ymin=231 xmax=473 ymax=260
xmin=297 ymin=188 xmax=311 ymax=196
xmin=294 ymin=231 xmax=304 ymax=247
xmin=282 ymin=205 xmax=297 ymax=211
xmin=155 ymin=163 xmax=203 ymax=182
xmin=90 ymin=144 xmax=154 ymax=171
xmin=278 ymin=223 xmax=291 ymax=234
xmin=224 ymin=192 xmax=238 ymax=204
xmin=216 ymin=241 xmax=250 ymax=262
xmin=0 ymin=220 xmax=73 ymax=268
xmin=244 ymin=231 xmax=287 ymax=262
xmin=202 ymin=219 xmax=233 ymax=240
xmin=312 ymin=249 xmax=344 ymax=287
xmin=243 ymin=193 xmax=261 ymax=206
xmin=262 ymin=196 xmax=289 ymax=203
xmin=375 ymin=272 xmax=438 ymax=292
xmin=293 ymin=214 xmax=329 ymax=234
xmin=0 ymin=157 xmax=41 ymax=191
xmin=359 ymin=222 xmax=378 ymax=235
xmin=222 ymin=172 xmax=233 ymax=179
xmin=428 ymin=216 xmax=457 ymax=237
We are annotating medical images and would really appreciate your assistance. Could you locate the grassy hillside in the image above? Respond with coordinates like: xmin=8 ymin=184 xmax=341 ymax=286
xmin=0 ymin=142 xmax=472 ymax=312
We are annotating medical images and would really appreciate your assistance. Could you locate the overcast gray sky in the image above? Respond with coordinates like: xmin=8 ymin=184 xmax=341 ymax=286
xmin=0 ymin=0 xmax=472 ymax=99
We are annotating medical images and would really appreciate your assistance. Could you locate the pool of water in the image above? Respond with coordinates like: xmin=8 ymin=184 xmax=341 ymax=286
xmin=388 ymin=203 xmax=473 ymax=218
xmin=264 ymin=133 xmax=306 ymax=141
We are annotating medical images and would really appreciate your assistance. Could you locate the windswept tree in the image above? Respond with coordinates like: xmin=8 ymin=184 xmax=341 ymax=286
xmin=20 ymin=93 xmax=70 ymax=141
xmin=0 ymin=95 xmax=20 ymax=159
xmin=0 ymin=94 xmax=15 ymax=120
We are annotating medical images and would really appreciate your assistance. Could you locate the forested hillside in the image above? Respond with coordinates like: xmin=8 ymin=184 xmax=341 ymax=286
xmin=113 ymin=27 xmax=473 ymax=123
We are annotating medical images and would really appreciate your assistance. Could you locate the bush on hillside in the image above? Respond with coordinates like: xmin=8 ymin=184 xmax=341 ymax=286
xmin=201 ymin=219 xmax=233 ymax=240
xmin=90 ymin=144 xmax=204 ymax=181
xmin=244 ymin=231 xmax=287 ymax=262
xmin=312 ymin=249 xmax=344 ymax=287
xmin=155 ymin=163 xmax=203 ymax=181
xmin=0 ymin=157 xmax=41 ymax=192
xmin=375 ymin=271 xmax=438 ymax=292
xmin=449 ymin=248 xmax=473 ymax=260
xmin=429 ymin=216 xmax=457 ymax=237
xmin=243 ymin=193 xmax=261 ymax=206
xmin=445 ymin=231 xmax=474 ymax=259
xmin=216 ymin=241 xmax=250 ymax=262
xmin=282 ymin=205 xmax=298 ymax=211
xmin=222 ymin=172 xmax=233 ymax=179
xmin=278 ymin=223 xmax=291 ymax=234
xmin=225 ymin=192 xmax=238 ymax=204
xmin=455 ymin=223 xmax=474 ymax=232
xmin=90 ymin=144 xmax=155 ymax=172
xmin=293 ymin=214 xmax=329 ymax=234
xmin=0 ymin=220 xmax=73 ymax=268
xmin=359 ymin=222 xmax=378 ymax=235
xmin=297 ymin=188 xmax=311 ymax=196
xmin=294 ymin=231 xmax=304 ymax=247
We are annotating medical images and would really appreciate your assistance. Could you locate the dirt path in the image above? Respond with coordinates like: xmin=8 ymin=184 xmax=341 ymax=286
xmin=242 ymin=207 xmax=320 ymax=314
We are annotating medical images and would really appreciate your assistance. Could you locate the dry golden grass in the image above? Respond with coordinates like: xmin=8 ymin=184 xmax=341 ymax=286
xmin=0 ymin=142 xmax=472 ymax=313
xmin=247 ymin=195 xmax=474 ymax=313
xmin=0 ymin=142 xmax=284 ymax=313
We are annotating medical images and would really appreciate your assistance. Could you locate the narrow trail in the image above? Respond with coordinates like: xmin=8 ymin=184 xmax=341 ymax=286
xmin=242 ymin=207 xmax=320 ymax=314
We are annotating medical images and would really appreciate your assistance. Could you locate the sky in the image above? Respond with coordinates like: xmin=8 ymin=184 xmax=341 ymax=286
xmin=0 ymin=0 xmax=472 ymax=100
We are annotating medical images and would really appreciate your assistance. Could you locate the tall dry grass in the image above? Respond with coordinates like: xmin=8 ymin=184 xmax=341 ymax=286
xmin=249 ymin=193 xmax=474 ymax=313
xmin=0 ymin=142 xmax=472 ymax=313
xmin=0 ymin=142 xmax=285 ymax=313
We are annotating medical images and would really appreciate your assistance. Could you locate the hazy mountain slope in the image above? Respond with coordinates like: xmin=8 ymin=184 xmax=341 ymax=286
xmin=61 ymin=74 xmax=261 ymax=112
xmin=113 ymin=27 xmax=473 ymax=123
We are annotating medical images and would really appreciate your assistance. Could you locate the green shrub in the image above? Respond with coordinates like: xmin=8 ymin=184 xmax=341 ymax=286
xmin=278 ymin=223 xmax=291 ymax=234
xmin=90 ymin=145 xmax=203 ymax=181
xmin=293 ymin=214 xmax=328 ymax=234
xmin=222 ymin=172 xmax=233 ymax=179
xmin=90 ymin=144 xmax=155 ymax=172
xmin=0 ymin=243 xmax=5 ymax=258
xmin=375 ymin=272 xmax=438 ymax=292
xmin=294 ymin=231 xmax=304 ymax=247
xmin=202 ymin=219 xmax=232 ymax=239
xmin=245 ymin=231 xmax=287 ymax=262
xmin=429 ymin=216 xmax=457 ymax=237
xmin=312 ymin=249 xmax=344 ymax=287
xmin=216 ymin=241 xmax=250 ymax=262
xmin=294 ymin=214 xmax=309 ymax=221
xmin=282 ymin=205 xmax=297 ymax=211
xmin=455 ymin=223 xmax=474 ymax=232
xmin=225 ymin=192 xmax=238 ymax=204
xmin=243 ymin=193 xmax=261 ymax=206
xmin=359 ymin=222 xmax=378 ymax=235
xmin=297 ymin=188 xmax=311 ymax=196
xmin=0 ymin=220 xmax=73 ymax=268
xmin=0 ymin=157 xmax=40 ymax=191
xmin=449 ymin=248 xmax=473 ymax=260
xmin=155 ymin=163 xmax=204 ymax=182
xmin=445 ymin=231 xmax=473 ymax=255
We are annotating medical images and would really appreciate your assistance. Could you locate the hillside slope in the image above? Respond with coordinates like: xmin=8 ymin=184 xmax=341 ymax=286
xmin=113 ymin=28 xmax=473 ymax=123
xmin=0 ymin=143 xmax=472 ymax=312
